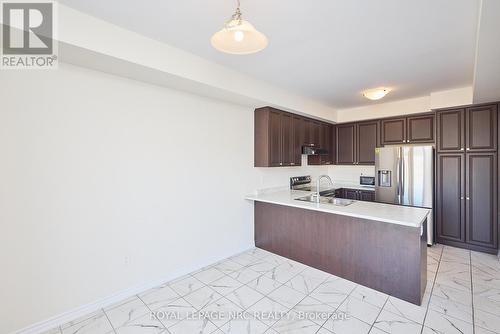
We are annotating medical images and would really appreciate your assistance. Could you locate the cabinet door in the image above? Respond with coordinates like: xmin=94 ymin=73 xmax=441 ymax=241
xmin=437 ymin=109 xmax=465 ymax=152
xmin=281 ymin=113 xmax=294 ymax=166
xmin=302 ymin=118 xmax=312 ymax=146
xmin=336 ymin=123 xmax=356 ymax=164
xmin=381 ymin=118 xmax=406 ymax=145
xmin=436 ymin=154 xmax=465 ymax=243
xmin=466 ymin=104 xmax=497 ymax=152
xmin=293 ymin=116 xmax=304 ymax=165
xmin=357 ymin=121 xmax=378 ymax=165
xmin=311 ymin=121 xmax=321 ymax=147
xmin=344 ymin=189 xmax=358 ymax=200
xmin=321 ymin=124 xmax=333 ymax=165
xmin=359 ymin=191 xmax=375 ymax=202
xmin=269 ymin=110 xmax=283 ymax=167
xmin=466 ymin=153 xmax=498 ymax=249
xmin=407 ymin=114 xmax=435 ymax=143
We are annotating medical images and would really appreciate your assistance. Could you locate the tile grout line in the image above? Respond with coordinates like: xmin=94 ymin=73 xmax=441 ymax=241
xmin=136 ymin=294 xmax=173 ymax=333
xmin=187 ymin=251 xmax=307 ymax=331
xmin=419 ymin=244 xmax=444 ymax=334
xmin=470 ymin=250 xmax=475 ymax=334
xmin=316 ymin=280 xmax=361 ymax=333
xmin=221 ymin=252 xmax=346 ymax=332
xmin=368 ymin=296 xmax=389 ymax=334
xmin=101 ymin=307 xmax=118 ymax=334
xmin=59 ymin=246 xmax=484 ymax=334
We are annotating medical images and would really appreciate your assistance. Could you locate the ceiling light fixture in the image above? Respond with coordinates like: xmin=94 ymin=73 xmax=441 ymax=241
xmin=211 ymin=0 xmax=268 ymax=55
xmin=363 ymin=87 xmax=391 ymax=100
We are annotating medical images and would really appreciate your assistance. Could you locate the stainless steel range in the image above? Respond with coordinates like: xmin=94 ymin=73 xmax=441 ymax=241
xmin=290 ymin=175 xmax=335 ymax=197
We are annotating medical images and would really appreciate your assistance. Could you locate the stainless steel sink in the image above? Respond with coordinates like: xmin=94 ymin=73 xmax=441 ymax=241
xmin=295 ymin=195 xmax=354 ymax=206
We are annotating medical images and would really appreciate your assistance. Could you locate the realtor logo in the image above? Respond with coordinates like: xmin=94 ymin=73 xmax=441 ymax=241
xmin=1 ymin=0 xmax=57 ymax=69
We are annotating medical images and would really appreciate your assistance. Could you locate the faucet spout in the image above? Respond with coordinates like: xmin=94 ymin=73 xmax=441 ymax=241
xmin=316 ymin=175 xmax=333 ymax=203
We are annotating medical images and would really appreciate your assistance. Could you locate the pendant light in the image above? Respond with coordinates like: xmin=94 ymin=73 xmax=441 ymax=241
xmin=211 ymin=0 xmax=268 ymax=55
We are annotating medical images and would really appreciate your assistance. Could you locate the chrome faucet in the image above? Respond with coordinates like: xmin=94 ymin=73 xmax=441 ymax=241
xmin=315 ymin=175 xmax=333 ymax=203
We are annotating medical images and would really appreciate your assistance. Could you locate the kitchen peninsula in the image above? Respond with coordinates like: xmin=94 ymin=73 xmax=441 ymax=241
xmin=246 ymin=189 xmax=430 ymax=305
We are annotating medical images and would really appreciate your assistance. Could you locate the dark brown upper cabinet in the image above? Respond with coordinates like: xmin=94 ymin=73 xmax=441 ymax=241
xmin=381 ymin=117 xmax=406 ymax=145
xmin=255 ymin=107 xmax=334 ymax=167
xmin=280 ymin=112 xmax=295 ymax=166
xmin=465 ymin=152 xmax=497 ymax=249
xmin=381 ymin=113 xmax=435 ymax=146
xmin=466 ymin=104 xmax=497 ymax=152
xmin=437 ymin=108 xmax=465 ymax=152
xmin=301 ymin=118 xmax=321 ymax=148
xmin=336 ymin=123 xmax=356 ymax=164
xmin=308 ymin=123 xmax=335 ymax=165
xmin=336 ymin=121 xmax=378 ymax=165
xmin=356 ymin=121 xmax=379 ymax=164
xmin=254 ymin=107 xmax=301 ymax=167
xmin=268 ymin=109 xmax=282 ymax=166
xmin=437 ymin=104 xmax=497 ymax=153
xmin=293 ymin=116 xmax=304 ymax=164
xmin=407 ymin=114 xmax=435 ymax=143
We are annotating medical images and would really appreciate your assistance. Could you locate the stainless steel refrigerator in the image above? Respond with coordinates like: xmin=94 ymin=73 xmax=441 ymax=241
xmin=375 ymin=146 xmax=434 ymax=245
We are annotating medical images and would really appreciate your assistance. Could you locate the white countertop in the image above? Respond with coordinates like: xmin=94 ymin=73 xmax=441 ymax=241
xmin=246 ymin=189 xmax=430 ymax=229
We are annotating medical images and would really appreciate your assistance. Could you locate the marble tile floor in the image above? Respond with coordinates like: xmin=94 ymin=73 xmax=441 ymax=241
xmin=43 ymin=244 xmax=500 ymax=334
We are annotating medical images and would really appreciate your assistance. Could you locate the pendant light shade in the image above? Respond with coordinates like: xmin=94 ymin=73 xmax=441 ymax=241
xmin=211 ymin=1 xmax=268 ymax=55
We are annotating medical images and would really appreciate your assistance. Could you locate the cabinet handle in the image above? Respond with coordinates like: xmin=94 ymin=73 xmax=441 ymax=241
xmin=466 ymin=148 xmax=470 ymax=151
xmin=279 ymin=162 xmax=283 ymax=166
xmin=460 ymin=148 xmax=464 ymax=151
xmin=466 ymin=197 xmax=470 ymax=200
xmin=407 ymin=140 xmax=410 ymax=143
xmin=290 ymin=163 xmax=295 ymax=165
xmin=460 ymin=196 xmax=464 ymax=200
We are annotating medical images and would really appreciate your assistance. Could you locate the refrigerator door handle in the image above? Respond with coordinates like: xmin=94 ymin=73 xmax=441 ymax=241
xmin=396 ymin=148 xmax=402 ymax=204
xmin=401 ymin=148 xmax=405 ymax=203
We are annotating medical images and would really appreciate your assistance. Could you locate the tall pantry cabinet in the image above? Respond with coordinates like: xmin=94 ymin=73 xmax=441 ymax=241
xmin=435 ymin=103 xmax=499 ymax=253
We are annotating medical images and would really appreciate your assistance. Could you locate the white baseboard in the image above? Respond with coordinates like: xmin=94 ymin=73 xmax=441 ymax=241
xmin=11 ymin=246 xmax=253 ymax=334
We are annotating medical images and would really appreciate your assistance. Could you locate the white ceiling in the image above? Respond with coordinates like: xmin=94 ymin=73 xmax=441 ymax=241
xmin=59 ymin=0 xmax=480 ymax=109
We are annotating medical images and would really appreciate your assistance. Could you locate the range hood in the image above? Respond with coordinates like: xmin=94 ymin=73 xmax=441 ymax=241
xmin=302 ymin=145 xmax=329 ymax=156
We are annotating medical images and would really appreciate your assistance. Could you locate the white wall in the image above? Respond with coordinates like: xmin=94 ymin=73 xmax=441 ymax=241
xmin=472 ymin=0 xmax=500 ymax=103
xmin=52 ymin=5 xmax=337 ymax=122
xmin=0 ymin=63 xmax=328 ymax=333
xmin=328 ymin=165 xmax=375 ymax=184
xmin=336 ymin=87 xmax=473 ymax=123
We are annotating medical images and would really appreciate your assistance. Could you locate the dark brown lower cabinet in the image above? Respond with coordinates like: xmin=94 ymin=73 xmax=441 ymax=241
xmin=436 ymin=154 xmax=466 ymax=243
xmin=359 ymin=190 xmax=376 ymax=202
xmin=336 ymin=188 xmax=375 ymax=202
xmin=344 ymin=188 xmax=358 ymax=200
xmin=436 ymin=152 xmax=498 ymax=253
xmin=466 ymin=153 xmax=498 ymax=249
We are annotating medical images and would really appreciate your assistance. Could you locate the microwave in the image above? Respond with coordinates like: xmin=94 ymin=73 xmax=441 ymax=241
xmin=360 ymin=175 xmax=375 ymax=186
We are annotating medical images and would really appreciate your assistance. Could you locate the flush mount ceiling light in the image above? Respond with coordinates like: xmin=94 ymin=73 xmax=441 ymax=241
xmin=363 ymin=87 xmax=391 ymax=100
xmin=211 ymin=0 xmax=268 ymax=55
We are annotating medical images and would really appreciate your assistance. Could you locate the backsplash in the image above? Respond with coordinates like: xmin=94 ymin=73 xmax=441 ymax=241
xmin=253 ymin=155 xmax=329 ymax=191
xmin=327 ymin=165 xmax=375 ymax=184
